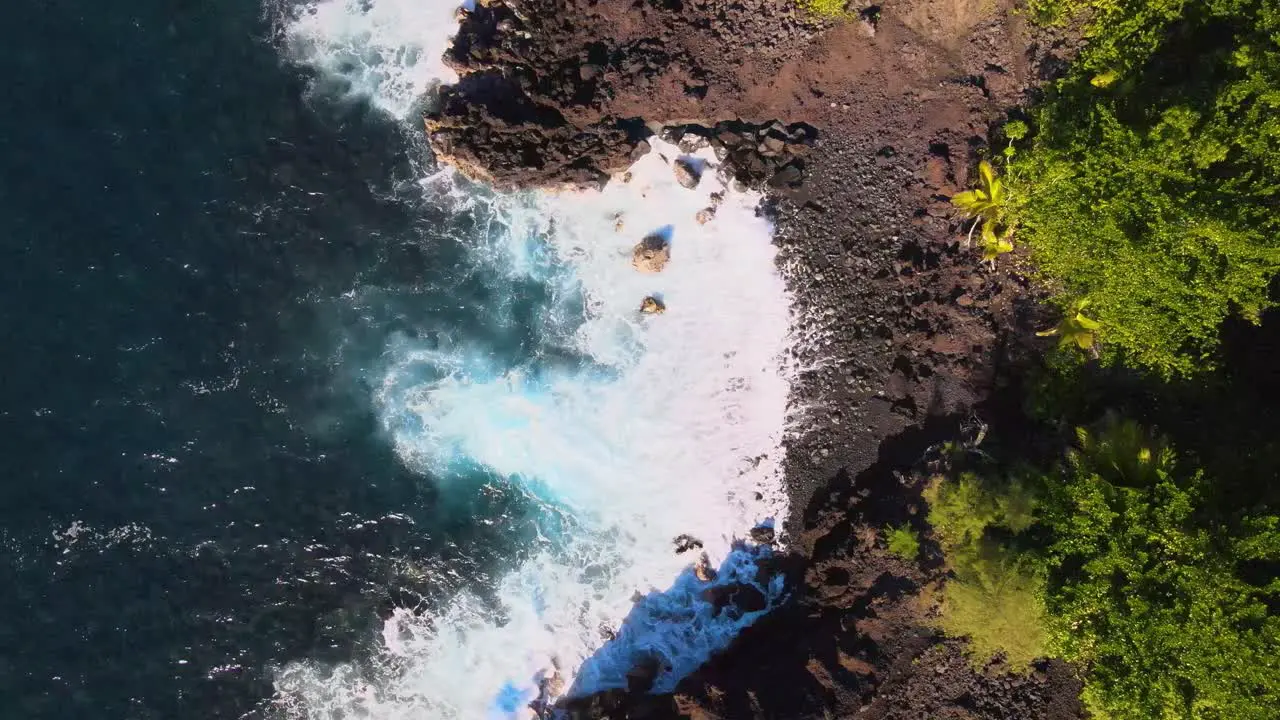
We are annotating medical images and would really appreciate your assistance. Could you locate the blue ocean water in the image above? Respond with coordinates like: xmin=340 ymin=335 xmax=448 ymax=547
xmin=0 ymin=1 xmax=797 ymax=717
xmin=0 ymin=2 xmax=543 ymax=716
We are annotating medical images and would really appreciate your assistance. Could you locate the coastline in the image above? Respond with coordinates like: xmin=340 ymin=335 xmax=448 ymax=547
xmin=423 ymin=0 xmax=1088 ymax=716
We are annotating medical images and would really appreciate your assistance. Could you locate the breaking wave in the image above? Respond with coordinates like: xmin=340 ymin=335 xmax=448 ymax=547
xmin=269 ymin=2 xmax=797 ymax=718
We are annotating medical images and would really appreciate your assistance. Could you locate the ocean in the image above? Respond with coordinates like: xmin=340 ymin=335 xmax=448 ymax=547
xmin=0 ymin=1 xmax=796 ymax=718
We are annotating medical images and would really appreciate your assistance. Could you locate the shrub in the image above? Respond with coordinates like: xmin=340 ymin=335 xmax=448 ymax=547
xmin=924 ymin=420 xmax=1280 ymax=711
xmin=934 ymin=555 xmax=1048 ymax=672
xmin=1040 ymin=418 xmax=1280 ymax=719
xmin=924 ymin=474 xmax=1048 ymax=670
xmin=884 ymin=523 xmax=920 ymax=560
xmin=798 ymin=0 xmax=850 ymax=17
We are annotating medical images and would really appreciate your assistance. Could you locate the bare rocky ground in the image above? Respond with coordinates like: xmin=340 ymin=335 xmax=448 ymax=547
xmin=427 ymin=0 xmax=1087 ymax=717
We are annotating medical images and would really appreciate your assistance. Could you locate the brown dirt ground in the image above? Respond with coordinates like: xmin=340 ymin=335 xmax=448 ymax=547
xmin=426 ymin=0 xmax=1087 ymax=717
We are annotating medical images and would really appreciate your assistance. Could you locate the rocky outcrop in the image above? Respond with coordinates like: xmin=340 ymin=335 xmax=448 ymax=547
xmin=631 ymin=233 xmax=671 ymax=273
xmin=424 ymin=0 xmax=826 ymax=187
xmin=640 ymin=296 xmax=666 ymax=314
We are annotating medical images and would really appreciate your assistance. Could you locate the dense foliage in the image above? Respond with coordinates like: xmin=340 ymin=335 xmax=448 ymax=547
xmin=1004 ymin=0 xmax=1280 ymax=375
xmin=928 ymin=1 xmax=1280 ymax=715
xmin=1041 ymin=418 xmax=1280 ymax=719
xmin=924 ymin=420 xmax=1280 ymax=719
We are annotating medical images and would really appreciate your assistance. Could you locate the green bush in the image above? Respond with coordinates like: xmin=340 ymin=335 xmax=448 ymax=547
xmin=1023 ymin=1 xmax=1193 ymax=73
xmin=885 ymin=523 xmax=920 ymax=560
xmin=924 ymin=474 xmax=1048 ymax=670
xmin=925 ymin=420 xmax=1280 ymax=715
xmin=934 ymin=555 xmax=1048 ymax=672
xmin=1040 ymin=418 xmax=1280 ymax=719
xmin=1005 ymin=0 xmax=1280 ymax=376
xmin=798 ymin=0 xmax=850 ymax=17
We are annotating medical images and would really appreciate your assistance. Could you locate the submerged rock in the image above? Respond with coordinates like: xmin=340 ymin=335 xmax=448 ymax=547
xmin=640 ymin=296 xmax=666 ymax=314
xmin=631 ymin=233 xmax=671 ymax=273
xmin=750 ymin=525 xmax=776 ymax=544
xmin=673 ymin=534 xmax=703 ymax=554
xmin=626 ymin=655 xmax=665 ymax=693
xmin=701 ymin=581 xmax=768 ymax=615
xmin=673 ymin=157 xmax=701 ymax=189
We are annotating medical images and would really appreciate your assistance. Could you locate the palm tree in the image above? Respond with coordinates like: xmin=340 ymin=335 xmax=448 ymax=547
xmin=1037 ymin=299 xmax=1103 ymax=350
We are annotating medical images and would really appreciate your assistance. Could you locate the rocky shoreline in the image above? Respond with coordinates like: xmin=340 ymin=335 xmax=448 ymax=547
xmin=427 ymin=0 xmax=1086 ymax=717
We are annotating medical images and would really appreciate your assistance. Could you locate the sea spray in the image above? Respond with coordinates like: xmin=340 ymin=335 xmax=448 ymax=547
xmin=281 ymin=0 xmax=465 ymax=117
xmin=270 ymin=1 xmax=798 ymax=717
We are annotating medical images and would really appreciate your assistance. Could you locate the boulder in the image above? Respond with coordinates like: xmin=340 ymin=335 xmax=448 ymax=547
xmin=626 ymin=655 xmax=663 ymax=693
xmin=693 ymin=553 xmax=717 ymax=582
xmin=631 ymin=233 xmax=671 ymax=272
xmin=750 ymin=525 xmax=776 ymax=544
xmin=695 ymin=207 xmax=716 ymax=224
xmin=640 ymin=296 xmax=666 ymax=314
xmin=673 ymin=157 xmax=701 ymax=189
xmin=673 ymin=534 xmax=703 ymax=554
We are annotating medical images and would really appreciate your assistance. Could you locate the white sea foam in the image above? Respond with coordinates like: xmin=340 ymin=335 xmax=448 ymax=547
xmin=281 ymin=0 xmax=465 ymax=117
xmin=272 ymin=1 xmax=798 ymax=716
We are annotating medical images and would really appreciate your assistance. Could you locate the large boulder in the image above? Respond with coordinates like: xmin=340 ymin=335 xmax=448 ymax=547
xmin=673 ymin=157 xmax=701 ymax=189
xmin=631 ymin=233 xmax=671 ymax=273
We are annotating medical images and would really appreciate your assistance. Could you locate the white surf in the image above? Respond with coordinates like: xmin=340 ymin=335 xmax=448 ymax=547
xmin=270 ymin=2 xmax=797 ymax=718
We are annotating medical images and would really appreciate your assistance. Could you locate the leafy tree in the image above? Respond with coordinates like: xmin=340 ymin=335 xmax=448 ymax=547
xmin=1007 ymin=0 xmax=1280 ymax=376
xmin=925 ymin=419 xmax=1280 ymax=715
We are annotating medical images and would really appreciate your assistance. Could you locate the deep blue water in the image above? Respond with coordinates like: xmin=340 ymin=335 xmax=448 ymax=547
xmin=0 ymin=2 xmax=536 ymax=716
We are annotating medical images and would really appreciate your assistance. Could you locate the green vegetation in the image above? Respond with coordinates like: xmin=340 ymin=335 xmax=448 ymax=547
xmin=1035 ymin=298 xmax=1102 ymax=350
xmin=923 ymin=474 xmax=1047 ymax=670
xmin=1042 ymin=418 xmax=1280 ymax=719
xmin=928 ymin=1 xmax=1280 ymax=715
xmin=952 ymin=160 xmax=1016 ymax=262
xmin=884 ymin=523 xmax=920 ymax=560
xmin=1000 ymin=0 xmax=1280 ymax=376
xmin=924 ymin=420 xmax=1280 ymax=718
xmin=798 ymin=0 xmax=851 ymax=18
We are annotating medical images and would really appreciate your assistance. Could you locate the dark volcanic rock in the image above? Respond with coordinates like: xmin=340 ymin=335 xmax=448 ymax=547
xmin=672 ymin=534 xmax=703 ymax=554
xmin=426 ymin=0 xmax=825 ymax=187
xmin=672 ymin=157 xmax=701 ymax=189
